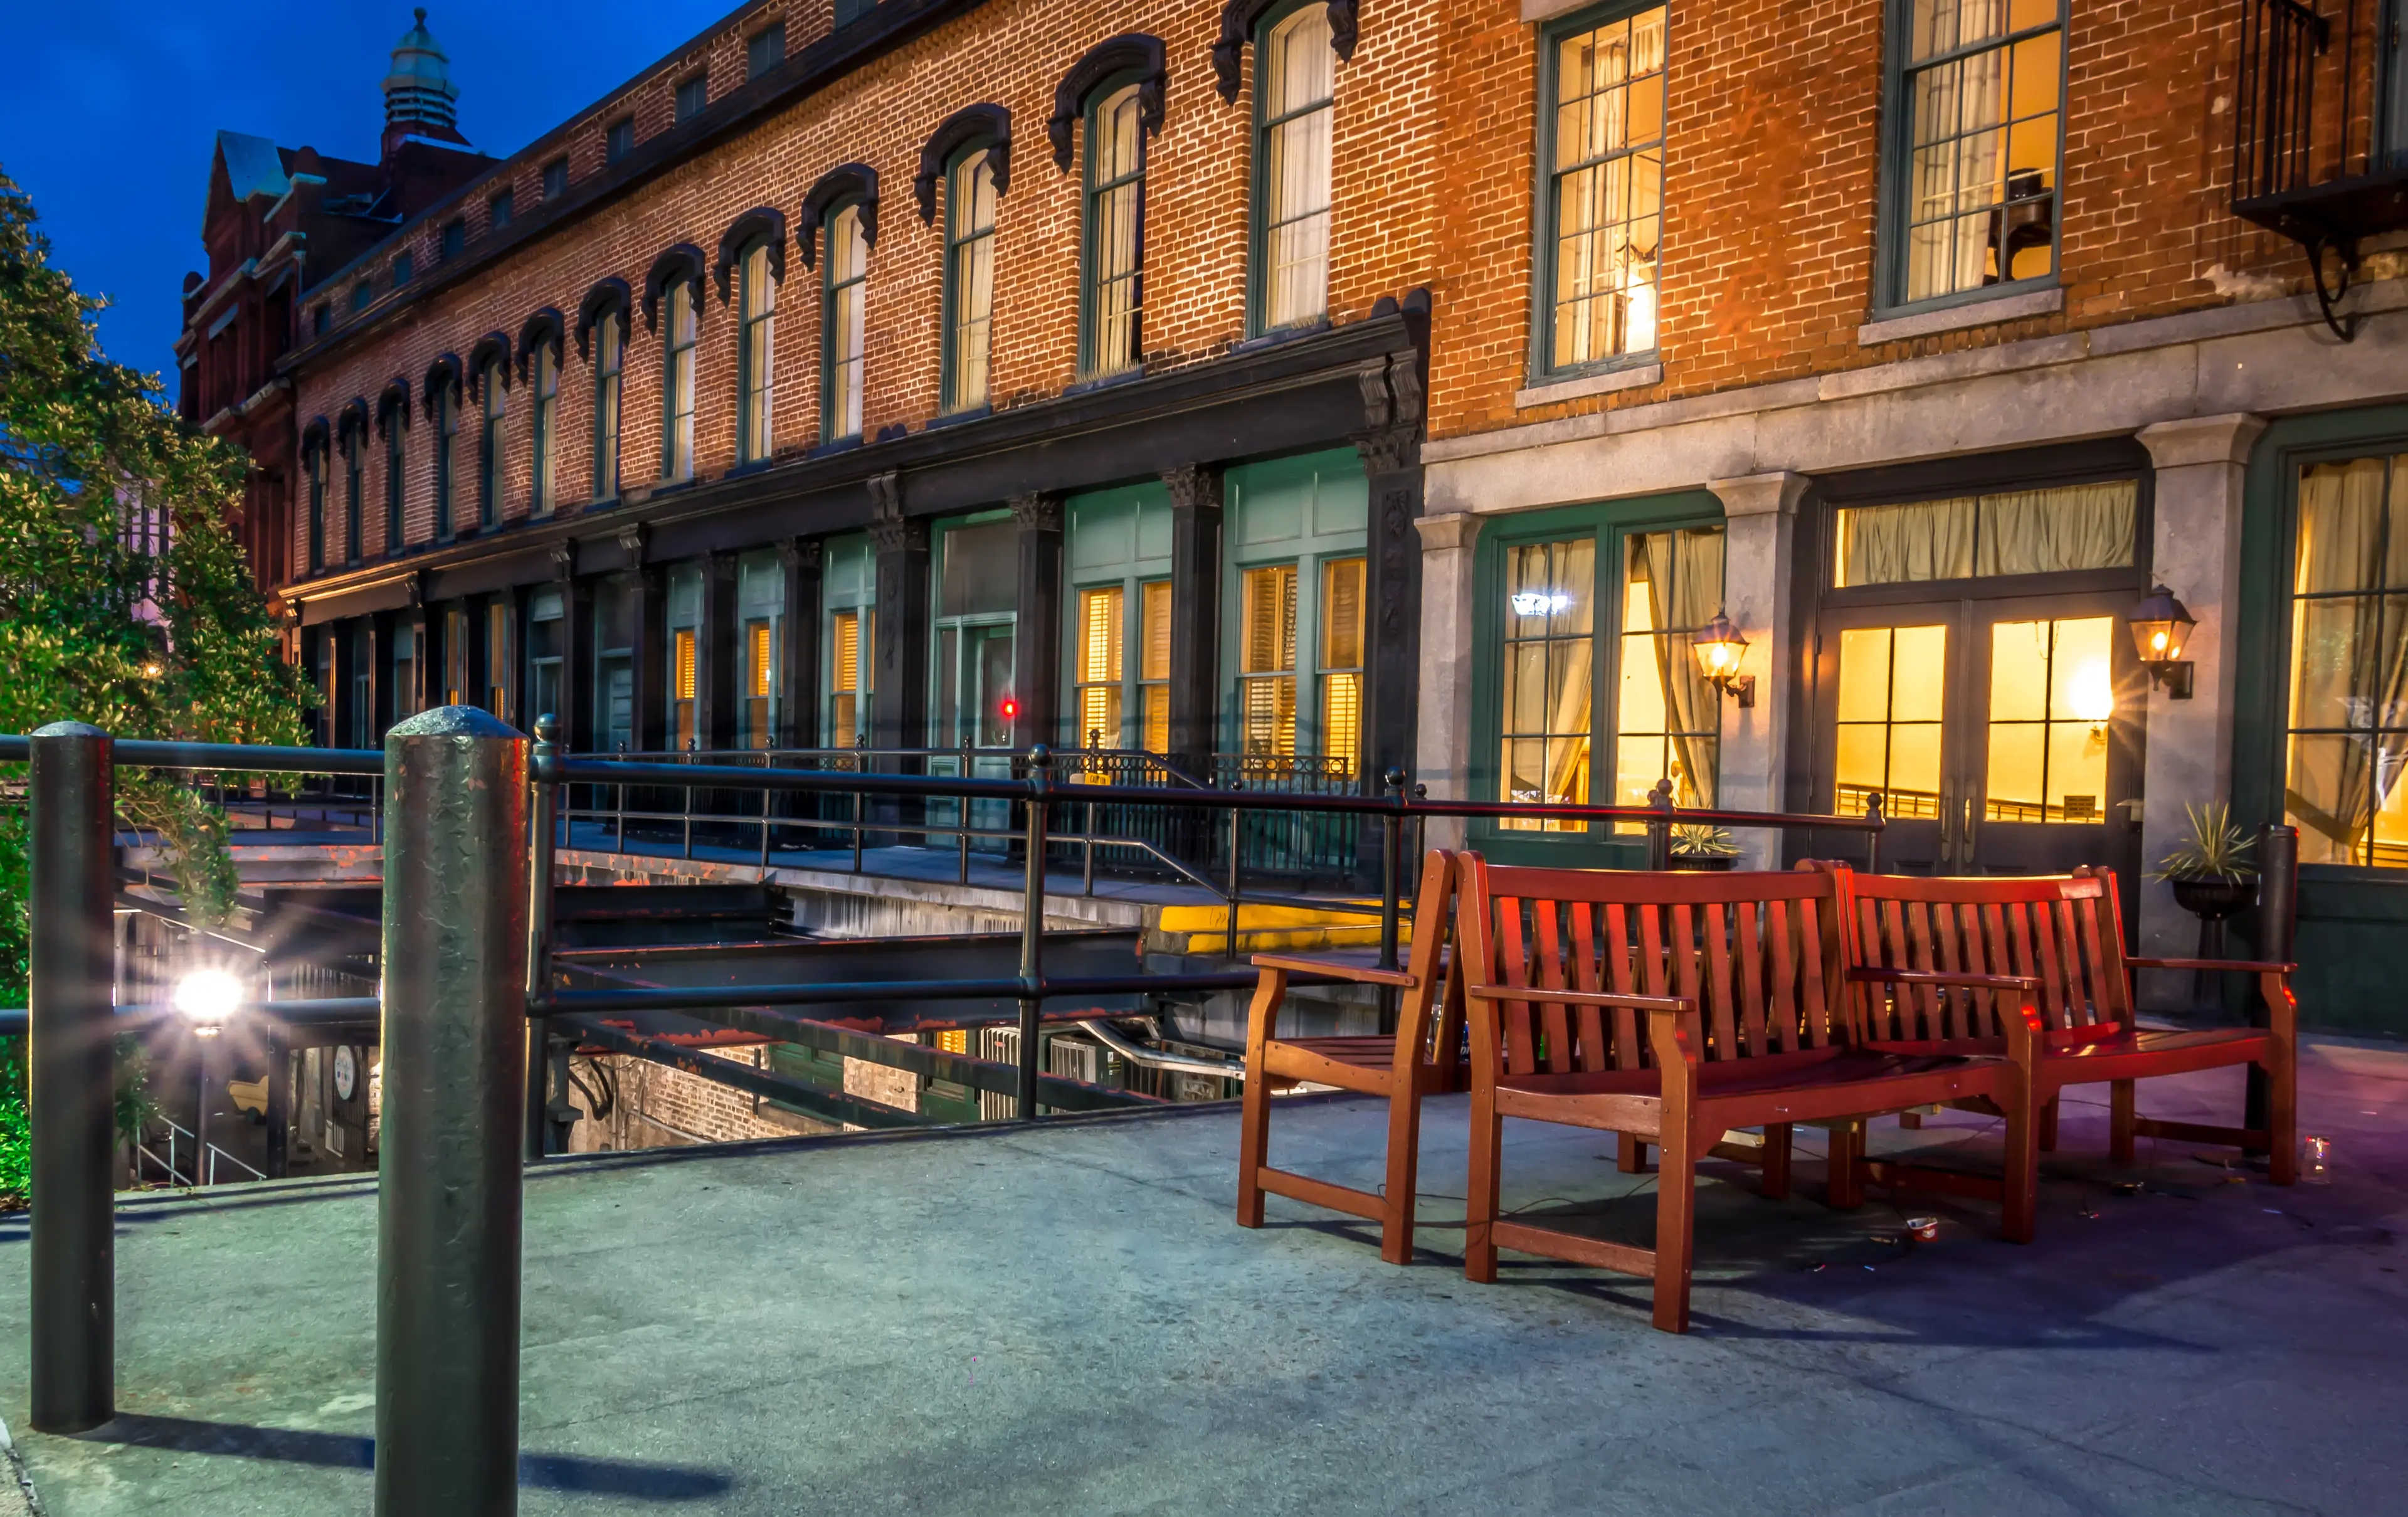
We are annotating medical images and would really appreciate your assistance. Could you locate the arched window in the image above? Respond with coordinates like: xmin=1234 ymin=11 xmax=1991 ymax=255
xmin=1256 ymin=3 xmax=1334 ymax=331
xmin=342 ymin=420 xmax=364 ymax=563
xmin=379 ymin=386 xmax=408 ymax=552
xmin=305 ymin=432 xmax=327 ymax=574
xmin=478 ymin=356 xmax=507 ymax=530
xmin=594 ymin=309 xmax=624 ymax=499
xmin=1084 ymin=84 xmax=1147 ymax=378
xmin=822 ymin=204 xmax=868 ymax=441
xmin=662 ymin=279 xmax=697 ymax=482
xmin=943 ymin=147 xmax=998 ymax=412
xmin=531 ymin=339 xmax=559 ymax=515
xmin=432 ymin=373 xmax=459 ymax=541
xmin=738 ymin=240 xmax=777 ymax=463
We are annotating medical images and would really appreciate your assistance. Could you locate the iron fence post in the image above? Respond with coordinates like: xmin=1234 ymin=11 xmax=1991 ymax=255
xmin=959 ymin=739 xmax=973 ymax=885
xmin=1226 ymin=781 xmax=1244 ymax=959
xmin=376 ymin=707 xmax=531 ymax=1517
xmin=1865 ymin=792 xmax=1886 ymax=874
xmin=1646 ymin=778 xmax=1676 ymax=871
xmin=525 ymin=715 xmax=560 ymax=1162
xmin=2247 ymin=822 xmax=2298 ymax=1145
xmin=1380 ymin=768 xmax=1406 ymax=973
xmin=1017 ymin=746 xmax=1052 ymax=1121
xmin=1083 ymin=728 xmax=1100 ymax=896
xmin=28 ymin=721 xmax=117 ymax=1434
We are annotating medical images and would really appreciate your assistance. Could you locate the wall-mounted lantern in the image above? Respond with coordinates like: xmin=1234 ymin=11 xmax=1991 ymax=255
xmin=1691 ymin=611 xmax=1754 ymax=707
xmin=2128 ymin=583 xmax=2196 ymax=699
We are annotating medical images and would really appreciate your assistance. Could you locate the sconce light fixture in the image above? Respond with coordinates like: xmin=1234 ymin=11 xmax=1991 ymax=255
xmin=2127 ymin=583 xmax=2196 ymax=699
xmin=1691 ymin=610 xmax=1754 ymax=707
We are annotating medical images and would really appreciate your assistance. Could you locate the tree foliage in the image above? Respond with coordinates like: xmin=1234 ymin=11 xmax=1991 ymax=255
xmin=0 ymin=164 xmax=315 ymax=1015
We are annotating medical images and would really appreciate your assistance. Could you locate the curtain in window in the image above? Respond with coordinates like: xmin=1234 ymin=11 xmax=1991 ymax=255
xmin=1263 ymin=5 xmax=1333 ymax=329
xmin=2286 ymin=456 xmax=2408 ymax=863
xmin=1840 ymin=497 xmax=1976 ymax=586
xmin=1089 ymin=87 xmax=1145 ymax=376
xmin=1976 ymin=482 xmax=2133 ymax=576
xmin=1637 ymin=529 xmax=1719 ymax=802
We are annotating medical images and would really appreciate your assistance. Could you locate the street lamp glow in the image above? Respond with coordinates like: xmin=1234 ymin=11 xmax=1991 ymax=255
xmin=173 ymin=968 xmax=243 ymax=1031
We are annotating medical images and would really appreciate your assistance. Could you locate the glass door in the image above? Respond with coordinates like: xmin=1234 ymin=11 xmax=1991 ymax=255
xmin=1820 ymin=593 xmax=2144 ymax=877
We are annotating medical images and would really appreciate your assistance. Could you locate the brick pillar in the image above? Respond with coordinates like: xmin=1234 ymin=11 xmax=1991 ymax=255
xmin=1162 ymin=464 xmax=1223 ymax=779
xmin=1010 ymin=493 xmax=1064 ymax=750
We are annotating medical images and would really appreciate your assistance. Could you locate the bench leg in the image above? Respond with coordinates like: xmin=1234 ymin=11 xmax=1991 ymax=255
xmin=1617 ymin=1131 xmax=1650 ymax=1174
xmin=1760 ymin=1123 xmax=1793 ymax=1201
xmin=1898 ymin=1110 xmax=1923 ymax=1130
xmin=1465 ymin=1087 xmax=1503 ymax=1284
xmin=1824 ymin=1120 xmax=1865 ymax=1210
xmin=2108 ymin=1079 xmax=2136 ymax=1164
xmin=1652 ymin=1131 xmax=1698 ymax=1334
xmin=2039 ymin=1096 xmax=2060 ymax=1153
xmin=1235 ymin=1060 xmax=1272 ymax=1232
xmin=1379 ymin=1081 xmax=1422 ymax=1266
xmin=2001 ymin=1094 xmax=2039 ymax=1245
xmin=2263 ymin=1048 xmax=2297 ymax=1187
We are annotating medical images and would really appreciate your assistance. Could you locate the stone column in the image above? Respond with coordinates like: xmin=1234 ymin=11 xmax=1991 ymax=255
xmin=2135 ymin=413 xmax=2267 ymax=980
xmin=779 ymin=537 xmax=822 ymax=748
xmin=869 ymin=473 xmax=930 ymax=842
xmin=1010 ymin=493 xmax=1065 ymax=750
xmin=1163 ymin=465 xmax=1224 ymax=778
xmin=1413 ymin=510 xmax=1480 ymax=852
xmin=1707 ymin=472 xmax=1809 ymax=869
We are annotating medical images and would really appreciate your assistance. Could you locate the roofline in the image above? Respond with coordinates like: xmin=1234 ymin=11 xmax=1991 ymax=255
xmin=283 ymin=0 xmax=986 ymax=364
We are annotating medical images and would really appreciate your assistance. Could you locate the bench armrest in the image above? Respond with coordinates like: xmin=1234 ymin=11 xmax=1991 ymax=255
xmin=1249 ymin=951 xmax=1417 ymax=988
xmin=2127 ymin=956 xmax=2296 ymax=975
xmin=1466 ymin=982 xmax=1692 ymax=1014
xmin=1847 ymin=966 xmax=2042 ymax=992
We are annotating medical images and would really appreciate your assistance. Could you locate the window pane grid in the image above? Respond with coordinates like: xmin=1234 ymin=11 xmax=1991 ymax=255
xmin=826 ymin=206 xmax=867 ymax=440
xmin=1239 ymin=563 xmax=1298 ymax=757
xmin=1834 ymin=624 xmax=1948 ymax=820
xmin=1548 ymin=6 xmax=1666 ymax=371
xmin=1902 ymin=0 xmax=2062 ymax=302
xmin=2287 ymin=453 xmax=2408 ymax=867
xmin=593 ymin=313 xmax=622 ymax=499
xmin=1077 ymin=586 xmax=1126 ymax=748
xmin=1983 ymin=616 xmax=2111 ymax=823
xmin=663 ymin=283 xmax=696 ymax=480
xmin=1497 ymin=538 xmax=1596 ymax=831
xmin=1319 ymin=556 xmax=1365 ymax=778
xmin=1086 ymin=87 xmax=1146 ymax=378
xmin=480 ymin=361 xmax=505 ymax=529
xmin=740 ymin=243 xmax=776 ymax=463
xmin=1615 ymin=526 xmax=1723 ymax=820
xmin=532 ymin=344 xmax=557 ymax=516
xmin=946 ymin=151 xmax=997 ymax=411
xmin=1260 ymin=6 xmax=1334 ymax=330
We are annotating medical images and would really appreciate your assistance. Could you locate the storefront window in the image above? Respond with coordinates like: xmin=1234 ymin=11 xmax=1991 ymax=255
xmin=2286 ymin=452 xmax=2408 ymax=866
xmin=1499 ymin=537 xmax=1595 ymax=830
xmin=1615 ymin=526 xmax=1724 ymax=809
xmin=1835 ymin=479 xmax=2134 ymax=587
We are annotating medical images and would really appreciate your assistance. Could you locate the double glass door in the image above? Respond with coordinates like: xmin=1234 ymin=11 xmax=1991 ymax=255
xmin=1818 ymin=591 xmax=2145 ymax=877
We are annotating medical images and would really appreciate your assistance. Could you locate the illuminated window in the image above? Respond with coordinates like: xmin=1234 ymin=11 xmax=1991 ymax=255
xmin=1542 ymin=3 xmax=1666 ymax=373
xmin=1983 ymin=616 xmax=2112 ymax=823
xmin=823 ymin=205 xmax=867 ymax=440
xmin=1615 ymin=526 xmax=1723 ymax=809
xmin=1238 ymin=564 xmax=1299 ymax=756
xmin=1834 ymin=625 xmax=1948 ymax=820
xmin=944 ymin=148 xmax=998 ymax=412
xmin=662 ymin=281 xmax=697 ymax=481
xmin=744 ymin=618 xmax=776 ymax=749
xmin=672 ymin=627 xmax=698 ymax=749
xmin=1319 ymin=556 xmax=1365 ymax=776
xmin=1892 ymin=0 xmax=2063 ymax=304
xmin=1140 ymin=579 xmax=1171 ymax=754
xmin=486 ymin=601 xmax=510 ymax=717
xmin=738 ymin=241 xmax=776 ymax=463
xmin=592 ymin=310 xmax=623 ymax=499
xmin=829 ymin=608 xmax=873 ymax=747
xmin=1256 ymin=4 xmax=1333 ymax=331
xmin=2286 ymin=452 xmax=2408 ymax=866
xmin=1076 ymin=586 xmax=1125 ymax=749
xmin=1835 ymin=480 xmax=2134 ymax=587
xmin=1498 ymin=537 xmax=1595 ymax=830
xmin=1083 ymin=84 xmax=1146 ymax=378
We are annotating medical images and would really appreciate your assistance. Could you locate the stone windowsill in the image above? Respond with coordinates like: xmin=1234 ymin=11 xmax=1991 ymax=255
xmin=1857 ymin=285 xmax=2064 ymax=347
xmin=1514 ymin=362 xmax=1664 ymax=411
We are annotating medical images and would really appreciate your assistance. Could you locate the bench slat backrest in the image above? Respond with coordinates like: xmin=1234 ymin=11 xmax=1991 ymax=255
xmin=1827 ymin=865 xmax=2132 ymax=1039
xmin=1457 ymin=857 xmax=1850 ymax=1073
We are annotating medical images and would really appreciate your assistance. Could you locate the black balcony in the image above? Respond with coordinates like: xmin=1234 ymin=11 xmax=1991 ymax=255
xmin=2231 ymin=0 xmax=2408 ymax=336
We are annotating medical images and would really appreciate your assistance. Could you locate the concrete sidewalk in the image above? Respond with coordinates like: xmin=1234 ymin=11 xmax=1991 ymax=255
xmin=0 ymin=1037 xmax=2400 ymax=1515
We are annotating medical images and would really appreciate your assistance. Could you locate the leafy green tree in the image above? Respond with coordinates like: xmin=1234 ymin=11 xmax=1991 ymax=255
xmin=0 ymin=167 xmax=316 ymax=1197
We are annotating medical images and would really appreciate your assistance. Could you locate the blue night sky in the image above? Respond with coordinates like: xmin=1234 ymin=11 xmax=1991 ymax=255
xmin=2 ymin=4 xmax=727 ymax=391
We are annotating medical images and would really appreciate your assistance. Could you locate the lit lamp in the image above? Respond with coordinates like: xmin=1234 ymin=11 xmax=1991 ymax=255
xmin=2127 ymin=583 xmax=2196 ymax=699
xmin=1691 ymin=611 xmax=1754 ymax=708
xmin=174 ymin=967 xmax=243 ymax=1188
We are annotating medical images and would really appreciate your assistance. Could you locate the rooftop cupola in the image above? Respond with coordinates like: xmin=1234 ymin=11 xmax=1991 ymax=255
xmin=382 ymin=8 xmax=463 ymax=147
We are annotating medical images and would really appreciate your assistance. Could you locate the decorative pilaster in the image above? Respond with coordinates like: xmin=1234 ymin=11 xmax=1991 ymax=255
xmin=699 ymin=551 xmax=739 ymax=751
xmin=779 ymin=537 xmax=823 ymax=748
xmin=1706 ymin=470 xmax=1809 ymax=869
xmin=867 ymin=472 xmax=929 ymax=764
xmin=1162 ymin=464 xmax=1224 ymax=775
xmin=1354 ymin=346 xmax=1427 ymax=802
xmin=1010 ymin=493 xmax=1064 ymax=751
xmin=1413 ymin=511 xmax=1479 ymax=851
xmin=618 ymin=523 xmax=665 ymax=753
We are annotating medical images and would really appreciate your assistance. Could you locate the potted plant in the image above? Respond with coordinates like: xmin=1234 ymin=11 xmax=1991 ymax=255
xmin=2153 ymin=802 xmax=2258 ymax=961
xmin=1670 ymin=823 xmax=1740 ymax=872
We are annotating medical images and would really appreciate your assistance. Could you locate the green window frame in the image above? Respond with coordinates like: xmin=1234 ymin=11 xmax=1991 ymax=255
xmin=823 ymin=534 xmax=877 ymax=747
xmin=478 ymin=357 xmax=506 ymax=531
xmin=1876 ymin=0 xmax=2066 ymax=315
xmin=432 ymin=376 xmax=458 ymax=542
xmin=1063 ymin=482 xmax=1175 ymax=754
xmin=661 ymin=280 xmax=697 ymax=482
xmin=592 ymin=309 xmax=623 ymax=500
xmin=821 ymin=203 xmax=869 ymax=441
xmin=1080 ymin=79 xmax=1147 ymax=380
xmin=1532 ymin=0 xmax=1667 ymax=381
xmin=737 ymin=239 xmax=777 ymax=464
xmin=383 ymin=406 xmax=406 ymax=552
xmin=1220 ymin=450 xmax=1368 ymax=777
xmin=1470 ymin=492 xmax=1726 ymax=862
xmin=305 ymin=435 xmax=326 ymax=574
xmin=1250 ymin=1 xmax=1334 ymax=336
xmin=342 ymin=425 xmax=362 ymax=563
xmin=530 ymin=339 xmax=557 ymax=517
xmin=941 ymin=145 xmax=998 ymax=414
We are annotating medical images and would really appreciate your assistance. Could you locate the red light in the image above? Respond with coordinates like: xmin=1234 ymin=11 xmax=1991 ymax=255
xmin=999 ymin=698 xmax=1018 ymax=721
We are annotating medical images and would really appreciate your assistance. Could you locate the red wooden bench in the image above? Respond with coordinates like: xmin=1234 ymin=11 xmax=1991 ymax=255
xmin=1454 ymin=856 xmax=2032 ymax=1333
xmin=1236 ymin=848 xmax=1464 ymax=1264
xmin=1830 ymin=864 xmax=2297 ymax=1187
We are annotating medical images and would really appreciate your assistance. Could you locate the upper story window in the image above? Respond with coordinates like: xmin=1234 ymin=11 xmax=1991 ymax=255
xmin=531 ymin=340 xmax=558 ymax=517
xmin=593 ymin=310 xmax=624 ymax=499
xmin=662 ymin=280 xmax=697 ymax=482
xmin=542 ymin=157 xmax=569 ymax=201
xmin=351 ymin=282 xmax=371 ymax=312
xmin=305 ymin=435 xmax=327 ymax=574
xmin=1886 ymin=0 xmax=2064 ymax=309
xmin=312 ymin=305 xmax=330 ymax=337
xmin=747 ymin=21 xmax=786 ymax=80
xmin=383 ymin=407 xmax=406 ymax=551
xmin=490 ymin=188 xmax=515 ymax=230
xmin=1539 ymin=3 xmax=1666 ymax=376
xmin=833 ymin=1 xmax=874 ymax=28
xmin=2284 ymin=451 xmax=2408 ymax=867
xmin=676 ymin=72 xmax=708 ymax=122
xmin=431 ymin=374 xmax=459 ymax=541
xmin=822 ymin=204 xmax=869 ymax=441
xmin=737 ymin=240 xmax=777 ymax=464
xmin=606 ymin=116 xmax=636 ymax=165
xmin=440 ymin=218 xmax=465 ymax=262
xmin=392 ymin=250 xmax=415 ymax=288
xmin=1255 ymin=4 xmax=1334 ymax=332
xmin=342 ymin=425 xmax=363 ymax=563
xmin=1082 ymin=83 xmax=1148 ymax=379
xmin=478 ymin=357 xmax=507 ymax=530
xmin=943 ymin=147 xmax=998 ymax=412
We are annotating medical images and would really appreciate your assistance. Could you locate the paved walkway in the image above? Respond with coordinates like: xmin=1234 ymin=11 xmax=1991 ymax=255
xmin=0 ymin=1038 xmax=2399 ymax=1514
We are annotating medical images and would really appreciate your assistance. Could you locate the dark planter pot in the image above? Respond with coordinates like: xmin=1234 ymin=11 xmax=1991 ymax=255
xmin=1671 ymin=854 xmax=1738 ymax=872
xmin=2169 ymin=875 xmax=2256 ymax=921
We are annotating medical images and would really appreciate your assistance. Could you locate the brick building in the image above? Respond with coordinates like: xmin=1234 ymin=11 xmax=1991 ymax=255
xmin=187 ymin=0 xmax=2408 ymax=1030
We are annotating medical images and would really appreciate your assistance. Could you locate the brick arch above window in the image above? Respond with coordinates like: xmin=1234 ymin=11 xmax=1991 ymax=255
xmin=713 ymin=206 xmax=788 ymax=301
xmin=574 ymin=277 xmax=633 ymax=361
xmin=1050 ymin=34 xmax=1166 ymax=171
xmin=376 ymin=378 xmax=413 ymax=436
xmin=335 ymin=398 xmax=371 ymax=447
xmin=1212 ymin=0 xmax=1357 ymax=102
xmin=465 ymin=331 xmax=514 ymax=398
xmin=300 ymin=413 xmax=332 ymax=456
xmin=420 ymin=353 xmax=463 ymax=419
xmin=797 ymin=165 xmax=879 ymax=269
xmin=516 ymin=307 xmax=565 ymax=383
xmin=915 ymin=103 xmax=1013 ymax=225
xmin=640 ymin=245 xmax=707 ymax=332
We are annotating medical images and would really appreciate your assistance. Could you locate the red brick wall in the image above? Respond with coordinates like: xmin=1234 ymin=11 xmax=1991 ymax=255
xmin=290 ymin=0 xmax=1440 ymax=578
xmin=1427 ymin=0 xmax=2305 ymax=443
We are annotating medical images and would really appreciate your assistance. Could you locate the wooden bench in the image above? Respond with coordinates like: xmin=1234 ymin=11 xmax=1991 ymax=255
xmin=1455 ymin=856 xmax=2032 ymax=1333
xmin=1830 ymin=864 xmax=2297 ymax=1187
xmin=1236 ymin=848 xmax=1464 ymax=1264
